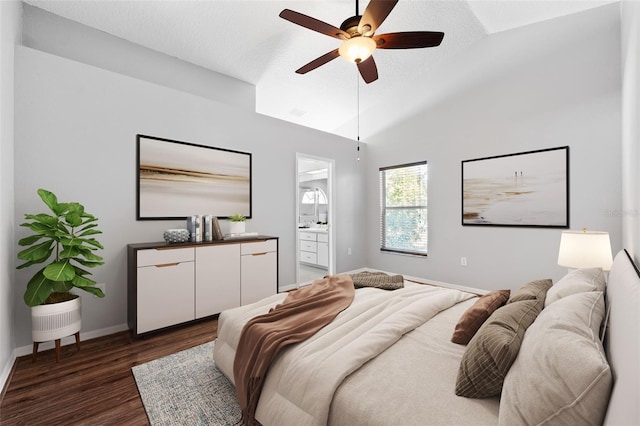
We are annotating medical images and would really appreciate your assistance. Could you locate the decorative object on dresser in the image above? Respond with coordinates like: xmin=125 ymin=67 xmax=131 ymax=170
xmin=211 ymin=216 xmax=224 ymax=241
xmin=462 ymin=146 xmax=569 ymax=228
xmin=228 ymin=213 xmax=247 ymax=235
xmin=136 ymin=134 xmax=252 ymax=220
xmin=16 ymin=189 xmax=105 ymax=362
xmin=127 ymin=237 xmax=278 ymax=337
xmin=163 ymin=228 xmax=190 ymax=243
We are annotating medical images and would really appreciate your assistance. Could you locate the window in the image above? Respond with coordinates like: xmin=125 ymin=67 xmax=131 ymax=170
xmin=301 ymin=188 xmax=327 ymax=205
xmin=380 ymin=161 xmax=428 ymax=256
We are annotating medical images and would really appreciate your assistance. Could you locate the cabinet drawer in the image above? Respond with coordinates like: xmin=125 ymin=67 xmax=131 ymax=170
xmin=137 ymin=247 xmax=194 ymax=267
xmin=299 ymin=231 xmax=317 ymax=242
xmin=316 ymin=233 xmax=329 ymax=243
xmin=241 ymin=239 xmax=277 ymax=255
xmin=300 ymin=251 xmax=317 ymax=264
xmin=300 ymin=240 xmax=317 ymax=252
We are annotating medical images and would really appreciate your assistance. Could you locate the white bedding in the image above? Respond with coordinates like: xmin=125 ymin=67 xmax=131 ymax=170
xmin=214 ymin=252 xmax=640 ymax=425
xmin=213 ymin=282 xmax=498 ymax=426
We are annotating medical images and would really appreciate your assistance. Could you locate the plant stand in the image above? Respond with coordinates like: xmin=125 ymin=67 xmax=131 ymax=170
xmin=31 ymin=297 xmax=82 ymax=363
xmin=32 ymin=332 xmax=81 ymax=363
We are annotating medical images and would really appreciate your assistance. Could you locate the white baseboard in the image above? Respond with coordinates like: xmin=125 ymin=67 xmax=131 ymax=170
xmin=1 ymin=352 xmax=17 ymax=398
xmin=13 ymin=323 xmax=129 ymax=358
xmin=279 ymin=283 xmax=298 ymax=292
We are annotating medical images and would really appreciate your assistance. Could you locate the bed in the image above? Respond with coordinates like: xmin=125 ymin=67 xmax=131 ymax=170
xmin=213 ymin=249 xmax=640 ymax=426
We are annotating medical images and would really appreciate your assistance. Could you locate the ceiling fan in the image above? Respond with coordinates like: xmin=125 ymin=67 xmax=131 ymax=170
xmin=279 ymin=0 xmax=445 ymax=84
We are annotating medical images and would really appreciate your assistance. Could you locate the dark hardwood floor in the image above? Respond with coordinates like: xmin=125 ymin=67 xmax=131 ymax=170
xmin=0 ymin=318 xmax=218 ymax=425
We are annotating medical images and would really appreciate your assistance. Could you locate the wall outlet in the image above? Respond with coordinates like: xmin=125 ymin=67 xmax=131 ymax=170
xmin=96 ymin=282 xmax=106 ymax=296
xmin=460 ymin=257 xmax=468 ymax=267
xmin=348 ymin=248 xmax=352 ymax=255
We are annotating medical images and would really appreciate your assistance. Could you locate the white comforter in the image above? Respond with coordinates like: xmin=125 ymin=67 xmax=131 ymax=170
xmin=214 ymin=283 xmax=474 ymax=426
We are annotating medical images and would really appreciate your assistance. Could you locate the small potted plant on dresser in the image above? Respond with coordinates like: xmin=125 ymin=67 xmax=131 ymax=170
xmin=229 ymin=213 xmax=246 ymax=235
xmin=16 ymin=189 xmax=105 ymax=362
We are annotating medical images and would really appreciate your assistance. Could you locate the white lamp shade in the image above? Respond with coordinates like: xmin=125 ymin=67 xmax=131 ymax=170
xmin=557 ymin=230 xmax=613 ymax=270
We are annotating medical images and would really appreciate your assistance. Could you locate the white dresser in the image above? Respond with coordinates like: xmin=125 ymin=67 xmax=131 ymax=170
xmin=128 ymin=236 xmax=278 ymax=337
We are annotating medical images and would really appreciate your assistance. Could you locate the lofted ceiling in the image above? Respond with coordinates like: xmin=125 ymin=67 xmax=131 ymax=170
xmin=24 ymin=0 xmax=613 ymax=140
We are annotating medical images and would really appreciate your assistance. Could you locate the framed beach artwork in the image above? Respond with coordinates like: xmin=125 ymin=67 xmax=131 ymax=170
xmin=461 ymin=146 xmax=569 ymax=228
xmin=136 ymin=135 xmax=252 ymax=220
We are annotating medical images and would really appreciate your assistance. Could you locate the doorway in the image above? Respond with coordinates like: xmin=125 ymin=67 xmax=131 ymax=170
xmin=296 ymin=154 xmax=335 ymax=284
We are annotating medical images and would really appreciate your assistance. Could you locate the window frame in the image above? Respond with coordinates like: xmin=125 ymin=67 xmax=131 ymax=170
xmin=379 ymin=161 xmax=428 ymax=257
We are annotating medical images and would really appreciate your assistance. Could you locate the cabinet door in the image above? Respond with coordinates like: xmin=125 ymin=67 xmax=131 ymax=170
xmin=317 ymin=242 xmax=329 ymax=267
xmin=195 ymin=244 xmax=241 ymax=318
xmin=137 ymin=261 xmax=195 ymax=334
xmin=241 ymin=252 xmax=277 ymax=305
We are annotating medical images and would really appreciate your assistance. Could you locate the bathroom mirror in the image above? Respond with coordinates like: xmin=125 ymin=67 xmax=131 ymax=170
xmin=296 ymin=154 xmax=335 ymax=284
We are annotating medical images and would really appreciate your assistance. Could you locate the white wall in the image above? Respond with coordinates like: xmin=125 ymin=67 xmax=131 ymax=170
xmin=13 ymin=45 xmax=367 ymax=348
xmin=22 ymin=4 xmax=255 ymax=113
xmin=0 ymin=0 xmax=21 ymax=393
xmin=621 ymin=1 xmax=640 ymax=261
xmin=365 ymin=4 xmax=623 ymax=290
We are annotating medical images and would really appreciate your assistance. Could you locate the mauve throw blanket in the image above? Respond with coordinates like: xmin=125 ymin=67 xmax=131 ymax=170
xmin=233 ymin=275 xmax=355 ymax=426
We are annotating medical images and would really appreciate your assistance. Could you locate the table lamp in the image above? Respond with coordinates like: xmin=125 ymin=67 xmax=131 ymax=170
xmin=557 ymin=229 xmax=613 ymax=271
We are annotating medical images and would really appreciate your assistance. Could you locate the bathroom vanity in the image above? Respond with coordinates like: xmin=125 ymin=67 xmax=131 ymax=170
xmin=298 ymin=228 xmax=329 ymax=268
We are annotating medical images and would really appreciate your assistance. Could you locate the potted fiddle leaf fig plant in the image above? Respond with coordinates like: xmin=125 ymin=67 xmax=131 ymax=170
xmin=16 ymin=189 xmax=105 ymax=351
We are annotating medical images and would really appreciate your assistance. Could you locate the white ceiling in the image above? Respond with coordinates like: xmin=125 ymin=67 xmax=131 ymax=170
xmin=24 ymin=0 xmax=613 ymax=140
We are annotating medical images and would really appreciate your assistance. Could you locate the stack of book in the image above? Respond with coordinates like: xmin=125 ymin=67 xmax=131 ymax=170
xmin=186 ymin=215 xmax=224 ymax=242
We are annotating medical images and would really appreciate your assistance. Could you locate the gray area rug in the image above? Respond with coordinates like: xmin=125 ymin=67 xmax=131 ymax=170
xmin=132 ymin=341 xmax=242 ymax=426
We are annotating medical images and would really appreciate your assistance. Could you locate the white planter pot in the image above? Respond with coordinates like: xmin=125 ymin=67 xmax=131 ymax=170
xmin=229 ymin=221 xmax=246 ymax=235
xmin=31 ymin=297 xmax=82 ymax=343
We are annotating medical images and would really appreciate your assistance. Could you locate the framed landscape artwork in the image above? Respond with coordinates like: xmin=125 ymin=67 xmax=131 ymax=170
xmin=137 ymin=135 xmax=252 ymax=220
xmin=461 ymin=146 xmax=569 ymax=228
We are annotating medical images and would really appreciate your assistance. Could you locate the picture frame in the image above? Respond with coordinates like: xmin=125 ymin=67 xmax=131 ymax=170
xmin=136 ymin=135 xmax=252 ymax=220
xmin=461 ymin=146 xmax=569 ymax=228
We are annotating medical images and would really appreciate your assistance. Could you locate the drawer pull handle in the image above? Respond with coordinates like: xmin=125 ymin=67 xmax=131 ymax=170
xmin=252 ymin=252 xmax=268 ymax=256
xmin=155 ymin=262 xmax=180 ymax=268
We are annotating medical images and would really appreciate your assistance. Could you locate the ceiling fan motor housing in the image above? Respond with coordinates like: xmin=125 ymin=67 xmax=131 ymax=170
xmin=340 ymin=15 xmax=366 ymax=37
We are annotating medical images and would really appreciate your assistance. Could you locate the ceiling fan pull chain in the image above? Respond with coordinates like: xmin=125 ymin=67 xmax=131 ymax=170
xmin=356 ymin=70 xmax=361 ymax=161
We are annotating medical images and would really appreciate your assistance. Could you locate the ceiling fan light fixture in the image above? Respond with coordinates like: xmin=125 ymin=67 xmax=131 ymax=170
xmin=338 ymin=36 xmax=376 ymax=63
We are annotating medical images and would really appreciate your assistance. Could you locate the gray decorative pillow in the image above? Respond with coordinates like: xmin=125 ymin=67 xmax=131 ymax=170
xmin=499 ymin=291 xmax=611 ymax=426
xmin=349 ymin=271 xmax=404 ymax=290
xmin=508 ymin=278 xmax=552 ymax=304
xmin=545 ymin=267 xmax=606 ymax=307
xmin=455 ymin=296 xmax=545 ymax=398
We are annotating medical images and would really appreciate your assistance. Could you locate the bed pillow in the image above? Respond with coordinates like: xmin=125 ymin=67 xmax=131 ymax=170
xmin=451 ymin=290 xmax=511 ymax=345
xmin=455 ymin=296 xmax=544 ymax=398
xmin=349 ymin=271 xmax=404 ymax=290
xmin=544 ymin=267 xmax=606 ymax=307
xmin=507 ymin=278 xmax=552 ymax=304
xmin=499 ymin=291 xmax=611 ymax=426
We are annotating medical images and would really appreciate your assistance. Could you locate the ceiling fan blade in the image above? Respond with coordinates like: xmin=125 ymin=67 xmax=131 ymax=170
xmin=280 ymin=9 xmax=350 ymax=40
xmin=296 ymin=49 xmax=340 ymax=74
xmin=374 ymin=31 xmax=445 ymax=49
xmin=357 ymin=55 xmax=378 ymax=84
xmin=358 ymin=0 xmax=399 ymax=36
